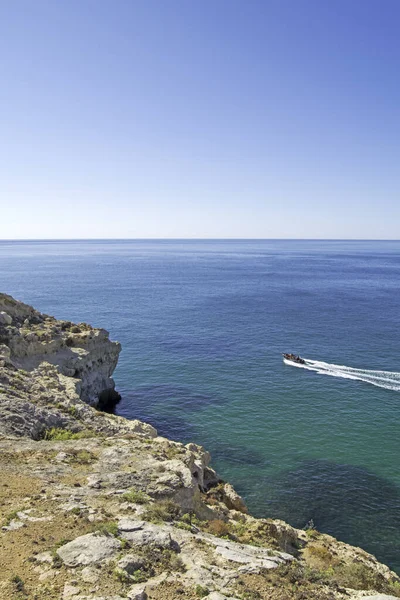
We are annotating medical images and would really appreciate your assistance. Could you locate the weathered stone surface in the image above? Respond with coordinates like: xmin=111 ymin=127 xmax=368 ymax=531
xmin=34 ymin=551 xmax=53 ymax=564
xmin=0 ymin=292 xmax=121 ymax=406
xmin=212 ymin=538 xmax=293 ymax=569
xmin=57 ymin=533 xmax=121 ymax=566
xmin=222 ymin=483 xmax=247 ymax=513
xmin=208 ymin=593 xmax=241 ymax=600
xmin=63 ymin=583 xmax=81 ymax=598
xmin=126 ymin=584 xmax=147 ymax=600
xmin=120 ymin=523 xmax=176 ymax=549
xmin=74 ymin=597 xmax=126 ymax=600
xmin=117 ymin=519 xmax=145 ymax=532
xmin=2 ymin=518 xmax=26 ymax=531
xmin=80 ymin=567 xmax=99 ymax=583
xmin=360 ymin=596 xmax=400 ymax=600
xmin=0 ymin=311 xmax=12 ymax=325
xmin=117 ymin=553 xmax=146 ymax=574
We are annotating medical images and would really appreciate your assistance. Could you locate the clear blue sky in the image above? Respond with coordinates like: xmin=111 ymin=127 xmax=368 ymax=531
xmin=1 ymin=0 xmax=399 ymax=239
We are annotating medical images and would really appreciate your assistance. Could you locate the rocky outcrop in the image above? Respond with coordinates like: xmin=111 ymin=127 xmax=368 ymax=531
xmin=0 ymin=347 xmax=156 ymax=440
xmin=0 ymin=293 xmax=120 ymax=406
xmin=1 ymin=294 xmax=400 ymax=600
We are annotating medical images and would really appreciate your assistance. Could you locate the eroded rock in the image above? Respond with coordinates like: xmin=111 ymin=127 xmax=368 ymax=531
xmin=57 ymin=533 xmax=121 ymax=567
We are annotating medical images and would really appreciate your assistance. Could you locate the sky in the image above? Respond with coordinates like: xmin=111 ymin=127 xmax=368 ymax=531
xmin=1 ymin=0 xmax=399 ymax=239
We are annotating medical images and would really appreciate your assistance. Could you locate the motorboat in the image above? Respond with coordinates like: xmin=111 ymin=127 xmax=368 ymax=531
xmin=282 ymin=353 xmax=306 ymax=365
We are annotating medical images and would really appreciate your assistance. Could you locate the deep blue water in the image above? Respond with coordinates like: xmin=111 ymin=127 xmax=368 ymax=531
xmin=1 ymin=240 xmax=400 ymax=571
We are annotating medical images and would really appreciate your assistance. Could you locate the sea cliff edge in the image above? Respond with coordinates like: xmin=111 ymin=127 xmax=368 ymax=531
xmin=0 ymin=293 xmax=399 ymax=600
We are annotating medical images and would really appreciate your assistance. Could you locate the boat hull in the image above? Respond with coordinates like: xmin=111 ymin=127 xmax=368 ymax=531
xmin=282 ymin=353 xmax=306 ymax=365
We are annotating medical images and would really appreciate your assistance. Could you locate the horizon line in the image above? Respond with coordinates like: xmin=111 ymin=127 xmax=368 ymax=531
xmin=0 ymin=237 xmax=399 ymax=242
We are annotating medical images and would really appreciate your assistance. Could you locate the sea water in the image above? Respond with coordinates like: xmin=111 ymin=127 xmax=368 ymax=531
xmin=1 ymin=239 xmax=400 ymax=571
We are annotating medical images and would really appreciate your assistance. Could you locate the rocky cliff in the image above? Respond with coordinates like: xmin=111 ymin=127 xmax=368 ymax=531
xmin=1 ymin=294 xmax=399 ymax=600
xmin=0 ymin=293 xmax=121 ymax=407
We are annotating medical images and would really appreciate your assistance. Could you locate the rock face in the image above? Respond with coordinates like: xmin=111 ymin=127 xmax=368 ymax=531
xmin=0 ymin=293 xmax=120 ymax=406
xmin=1 ymin=294 xmax=400 ymax=600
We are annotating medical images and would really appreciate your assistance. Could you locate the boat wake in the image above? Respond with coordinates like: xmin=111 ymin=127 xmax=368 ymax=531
xmin=283 ymin=358 xmax=400 ymax=391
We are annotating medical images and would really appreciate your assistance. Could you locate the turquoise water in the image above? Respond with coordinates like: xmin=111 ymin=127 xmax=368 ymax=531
xmin=1 ymin=240 xmax=400 ymax=571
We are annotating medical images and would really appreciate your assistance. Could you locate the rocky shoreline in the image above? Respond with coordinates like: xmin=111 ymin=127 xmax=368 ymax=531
xmin=1 ymin=293 xmax=399 ymax=600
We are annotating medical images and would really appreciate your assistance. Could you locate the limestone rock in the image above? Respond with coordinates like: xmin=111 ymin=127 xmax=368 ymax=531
xmin=212 ymin=538 xmax=292 ymax=569
xmin=126 ymin=584 xmax=147 ymax=600
xmin=208 ymin=594 xmax=241 ymax=600
xmin=87 ymin=475 xmax=102 ymax=488
xmin=222 ymin=483 xmax=247 ymax=513
xmin=80 ymin=567 xmax=99 ymax=584
xmin=117 ymin=519 xmax=145 ymax=532
xmin=119 ymin=523 xmax=176 ymax=550
xmin=63 ymin=584 xmax=81 ymax=598
xmin=360 ymin=596 xmax=400 ymax=600
xmin=73 ymin=597 xmax=126 ymax=600
xmin=0 ymin=311 xmax=12 ymax=325
xmin=117 ymin=553 xmax=146 ymax=574
xmin=34 ymin=551 xmax=54 ymax=564
xmin=0 ymin=293 xmax=121 ymax=406
xmin=57 ymin=533 xmax=121 ymax=566
xmin=2 ymin=518 xmax=26 ymax=531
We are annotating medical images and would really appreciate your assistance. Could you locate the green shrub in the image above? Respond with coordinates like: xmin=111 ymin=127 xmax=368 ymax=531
xmin=195 ymin=585 xmax=209 ymax=597
xmin=131 ymin=568 xmax=148 ymax=583
xmin=94 ymin=521 xmax=119 ymax=536
xmin=180 ymin=512 xmax=202 ymax=527
xmin=143 ymin=500 xmax=181 ymax=523
xmin=113 ymin=568 xmax=131 ymax=583
xmin=121 ymin=489 xmax=150 ymax=504
xmin=44 ymin=428 xmax=95 ymax=440
xmin=387 ymin=580 xmax=400 ymax=597
xmin=305 ymin=528 xmax=319 ymax=539
xmin=71 ymin=450 xmax=94 ymax=464
xmin=67 ymin=405 xmax=79 ymax=417
xmin=175 ymin=521 xmax=192 ymax=532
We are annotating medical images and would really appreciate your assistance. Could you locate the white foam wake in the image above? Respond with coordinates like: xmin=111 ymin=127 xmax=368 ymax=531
xmin=283 ymin=358 xmax=400 ymax=391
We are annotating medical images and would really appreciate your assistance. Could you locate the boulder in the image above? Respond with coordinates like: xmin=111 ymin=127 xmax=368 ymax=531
xmin=0 ymin=311 xmax=12 ymax=325
xmin=80 ymin=567 xmax=99 ymax=583
xmin=63 ymin=584 xmax=81 ymax=598
xmin=127 ymin=585 xmax=147 ymax=600
xmin=117 ymin=553 xmax=146 ymax=574
xmin=56 ymin=533 xmax=121 ymax=567
xmin=120 ymin=525 xmax=176 ymax=549
xmin=222 ymin=483 xmax=247 ymax=513
xmin=117 ymin=519 xmax=145 ymax=532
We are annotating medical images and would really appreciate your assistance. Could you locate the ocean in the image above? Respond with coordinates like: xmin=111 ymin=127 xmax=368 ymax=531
xmin=1 ymin=239 xmax=400 ymax=572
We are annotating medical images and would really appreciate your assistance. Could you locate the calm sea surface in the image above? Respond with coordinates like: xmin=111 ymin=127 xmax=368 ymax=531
xmin=1 ymin=240 xmax=400 ymax=571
